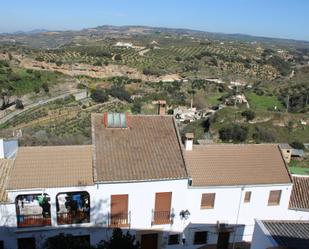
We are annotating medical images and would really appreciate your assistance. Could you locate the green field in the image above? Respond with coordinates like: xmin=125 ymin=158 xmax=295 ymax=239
xmin=246 ymin=92 xmax=284 ymax=111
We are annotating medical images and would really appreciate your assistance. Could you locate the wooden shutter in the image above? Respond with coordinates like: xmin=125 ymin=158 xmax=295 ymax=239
xmin=244 ymin=191 xmax=251 ymax=203
xmin=268 ymin=190 xmax=281 ymax=206
xmin=154 ymin=192 xmax=172 ymax=224
xmin=111 ymin=194 xmax=128 ymax=226
xmin=201 ymin=193 xmax=215 ymax=209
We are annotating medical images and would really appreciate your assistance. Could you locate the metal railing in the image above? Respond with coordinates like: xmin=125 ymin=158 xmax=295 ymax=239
xmin=17 ymin=214 xmax=51 ymax=228
xmin=108 ymin=212 xmax=131 ymax=228
xmin=152 ymin=209 xmax=174 ymax=225
xmin=57 ymin=211 xmax=90 ymax=225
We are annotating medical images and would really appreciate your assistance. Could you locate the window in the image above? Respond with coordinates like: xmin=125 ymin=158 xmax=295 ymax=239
xmin=168 ymin=234 xmax=180 ymax=245
xmin=110 ymin=194 xmax=129 ymax=227
xmin=18 ymin=238 xmax=36 ymax=249
xmin=153 ymin=192 xmax=172 ymax=225
xmin=194 ymin=231 xmax=208 ymax=245
xmin=244 ymin=191 xmax=251 ymax=203
xmin=268 ymin=190 xmax=282 ymax=206
xmin=201 ymin=193 xmax=215 ymax=209
xmin=0 ymin=241 xmax=3 ymax=249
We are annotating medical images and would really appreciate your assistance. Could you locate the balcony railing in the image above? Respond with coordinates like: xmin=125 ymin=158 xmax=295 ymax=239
xmin=152 ymin=209 xmax=174 ymax=225
xmin=108 ymin=212 xmax=130 ymax=228
xmin=57 ymin=211 xmax=90 ymax=225
xmin=17 ymin=214 xmax=51 ymax=228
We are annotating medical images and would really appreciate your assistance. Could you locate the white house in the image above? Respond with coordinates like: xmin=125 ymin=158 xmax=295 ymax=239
xmin=0 ymin=113 xmax=307 ymax=249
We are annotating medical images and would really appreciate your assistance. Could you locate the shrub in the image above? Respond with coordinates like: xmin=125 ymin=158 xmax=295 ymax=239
xmin=43 ymin=233 xmax=93 ymax=249
xmin=15 ymin=99 xmax=24 ymax=109
xmin=252 ymin=126 xmax=276 ymax=142
xmin=42 ymin=83 xmax=49 ymax=93
xmin=114 ymin=54 xmax=122 ymax=61
xmin=219 ymin=124 xmax=248 ymax=142
xmin=93 ymin=61 xmax=102 ymax=66
xmin=108 ymin=86 xmax=131 ymax=102
xmin=241 ymin=110 xmax=255 ymax=122
xmin=91 ymin=88 xmax=109 ymax=103
xmin=290 ymin=141 xmax=305 ymax=150
xmin=131 ymin=100 xmax=141 ymax=114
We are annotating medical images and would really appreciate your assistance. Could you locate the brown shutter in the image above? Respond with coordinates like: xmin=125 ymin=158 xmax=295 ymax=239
xmin=111 ymin=194 xmax=128 ymax=226
xmin=201 ymin=193 xmax=215 ymax=209
xmin=154 ymin=192 xmax=172 ymax=224
xmin=244 ymin=191 xmax=251 ymax=203
xmin=268 ymin=190 xmax=282 ymax=206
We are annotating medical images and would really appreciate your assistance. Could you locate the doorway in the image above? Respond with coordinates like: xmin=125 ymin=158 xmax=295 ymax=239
xmin=141 ymin=233 xmax=158 ymax=249
xmin=217 ymin=231 xmax=230 ymax=249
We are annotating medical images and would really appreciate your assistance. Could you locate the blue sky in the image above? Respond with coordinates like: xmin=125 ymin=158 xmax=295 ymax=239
xmin=1 ymin=0 xmax=308 ymax=41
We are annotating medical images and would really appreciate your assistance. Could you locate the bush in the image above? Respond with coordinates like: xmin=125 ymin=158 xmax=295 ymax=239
xmin=93 ymin=61 xmax=102 ymax=66
xmin=241 ymin=110 xmax=255 ymax=122
xmin=91 ymin=88 xmax=109 ymax=103
xmin=290 ymin=141 xmax=305 ymax=150
xmin=42 ymin=83 xmax=49 ymax=93
xmin=15 ymin=99 xmax=24 ymax=109
xmin=219 ymin=124 xmax=248 ymax=142
xmin=97 ymin=228 xmax=140 ymax=249
xmin=108 ymin=86 xmax=131 ymax=102
xmin=114 ymin=54 xmax=122 ymax=61
xmin=252 ymin=126 xmax=276 ymax=142
xmin=55 ymin=61 xmax=63 ymax=66
xmin=131 ymin=100 xmax=141 ymax=114
xmin=43 ymin=233 xmax=93 ymax=249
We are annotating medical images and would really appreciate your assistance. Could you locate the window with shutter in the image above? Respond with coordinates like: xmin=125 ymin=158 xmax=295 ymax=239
xmin=153 ymin=192 xmax=172 ymax=224
xmin=110 ymin=194 xmax=129 ymax=227
xmin=244 ymin=191 xmax=251 ymax=203
xmin=201 ymin=193 xmax=216 ymax=209
xmin=268 ymin=190 xmax=282 ymax=206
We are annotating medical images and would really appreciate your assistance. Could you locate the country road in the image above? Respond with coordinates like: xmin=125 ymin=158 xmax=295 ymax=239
xmin=0 ymin=90 xmax=86 ymax=125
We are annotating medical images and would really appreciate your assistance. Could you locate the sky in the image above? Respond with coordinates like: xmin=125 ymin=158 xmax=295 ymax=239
xmin=1 ymin=0 xmax=309 ymax=41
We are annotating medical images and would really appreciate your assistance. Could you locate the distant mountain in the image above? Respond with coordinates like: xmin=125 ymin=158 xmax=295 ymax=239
xmin=1 ymin=25 xmax=309 ymax=49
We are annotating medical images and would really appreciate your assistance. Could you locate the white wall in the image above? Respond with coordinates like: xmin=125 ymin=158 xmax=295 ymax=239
xmin=1 ymin=179 xmax=305 ymax=249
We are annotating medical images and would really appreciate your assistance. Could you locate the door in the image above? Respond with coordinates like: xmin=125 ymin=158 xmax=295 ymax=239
xmin=18 ymin=238 xmax=36 ymax=249
xmin=217 ymin=232 xmax=230 ymax=249
xmin=141 ymin=233 xmax=158 ymax=249
xmin=111 ymin=194 xmax=129 ymax=226
xmin=154 ymin=192 xmax=172 ymax=224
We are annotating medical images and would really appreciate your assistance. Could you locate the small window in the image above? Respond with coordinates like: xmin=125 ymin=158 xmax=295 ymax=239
xmin=168 ymin=234 xmax=180 ymax=245
xmin=244 ymin=191 xmax=251 ymax=203
xmin=194 ymin=231 xmax=208 ymax=245
xmin=268 ymin=190 xmax=282 ymax=206
xmin=201 ymin=193 xmax=215 ymax=209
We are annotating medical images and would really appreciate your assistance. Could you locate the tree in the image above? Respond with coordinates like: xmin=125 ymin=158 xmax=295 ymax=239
xmin=219 ymin=124 xmax=248 ymax=142
xmin=252 ymin=126 xmax=275 ymax=142
xmin=91 ymin=88 xmax=109 ymax=103
xmin=114 ymin=54 xmax=122 ymax=61
xmin=15 ymin=99 xmax=24 ymax=109
xmin=241 ymin=110 xmax=255 ymax=122
xmin=108 ymin=86 xmax=131 ymax=102
xmin=43 ymin=233 xmax=93 ymax=249
xmin=131 ymin=100 xmax=142 ymax=114
xmin=97 ymin=228 xmax=140 ymax=249
xmin=93 ymin=60 xmax=102 ymax=66
xmin=42 ymin=83 xmax=49 ymax=93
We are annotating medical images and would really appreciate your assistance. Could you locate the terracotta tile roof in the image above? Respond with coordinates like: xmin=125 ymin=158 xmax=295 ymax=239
xmin=7 ymin=145 xmax=93 ymax=190
xmin=0 ymin=159 xmax=14 ymax=202
xmin=92 ymin=114 xmax=187 ymax=182
xmin=184 ymin=144 xmax=292 ymax=186
xmin=262 ymin=220 xmax=309 ymax=249
xmin=289 ymin=176 xmax=309 ymax=210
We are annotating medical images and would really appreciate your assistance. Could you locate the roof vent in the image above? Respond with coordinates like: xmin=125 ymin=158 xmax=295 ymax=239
xmin=103 ymin=113 xmax=128 ymax=128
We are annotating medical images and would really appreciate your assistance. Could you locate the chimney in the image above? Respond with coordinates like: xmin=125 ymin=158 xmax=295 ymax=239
xmin=185 ymin=133 xmax=194 ymax=151
xmin=158 ymin=100 xmax=166 ymax=115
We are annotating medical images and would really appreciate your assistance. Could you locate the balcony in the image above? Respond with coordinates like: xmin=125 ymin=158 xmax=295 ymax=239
xmin=16 ymin=194 xmax=51 ymax=229
xmin=108 ymin=212 xmax=130 ymax=228
xmin=152 ymin=209 xmax=174 ymax=225
xmin=17 ymin=214 xmax=51 ymax=228
xmin=57 ymin=211 xmax=90 ymax=225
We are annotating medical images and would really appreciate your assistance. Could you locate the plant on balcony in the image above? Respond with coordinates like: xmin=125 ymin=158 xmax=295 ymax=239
xmin=97 ymin=228 xmax=140 ymax=249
